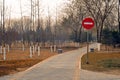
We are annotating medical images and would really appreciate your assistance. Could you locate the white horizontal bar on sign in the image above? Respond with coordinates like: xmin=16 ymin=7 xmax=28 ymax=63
xmin=84 ymin=22 xmax=93 ymax=25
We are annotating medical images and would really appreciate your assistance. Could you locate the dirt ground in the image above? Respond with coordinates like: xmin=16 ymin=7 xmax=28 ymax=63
xmin=0 ymin=47 xmax=78 ymax=76
xmin=81 ymin=50 xmax=120 ymax=75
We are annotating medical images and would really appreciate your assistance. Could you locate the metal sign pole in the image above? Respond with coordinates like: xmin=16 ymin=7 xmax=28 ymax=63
xmin=86 ymin=31 xmax=89 ymax=64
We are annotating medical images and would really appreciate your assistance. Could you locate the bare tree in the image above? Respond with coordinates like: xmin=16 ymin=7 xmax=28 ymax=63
xmin=62 ymin=0 xmax=86 ymax=42
xmin=118 ymin=0 xmax=120 ymax=32
xmin=0 ymin=2 xmax=2 ymax=45
xmin=0 ymin=1 xmax=2 ymax=28
xmin=83 ymin=0 xmax=117 ymax=42
xmin=19 ymin=0 xmax=25 ymax=51
xmin=2 ymin=0 xmax=5 ymax=47
xmin=37 ymin=0 xmax=40 ymax=28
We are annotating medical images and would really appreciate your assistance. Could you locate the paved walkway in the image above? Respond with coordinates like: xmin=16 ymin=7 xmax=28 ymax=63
xmin=80 ymin=70 xmax=120 ymax=80
xmin=0 ymin=43 xmax=120 ymax=80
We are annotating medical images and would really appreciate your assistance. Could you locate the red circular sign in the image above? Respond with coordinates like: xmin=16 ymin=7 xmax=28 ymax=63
xmin=82 ymin=17 xmax=94 ymax=30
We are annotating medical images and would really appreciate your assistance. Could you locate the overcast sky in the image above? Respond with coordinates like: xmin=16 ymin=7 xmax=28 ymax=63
xmin=3 ymin=0 xmax=68 ymax=19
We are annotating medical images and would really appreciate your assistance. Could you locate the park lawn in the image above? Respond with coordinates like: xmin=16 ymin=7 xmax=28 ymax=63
xmin=81 ymin=52 xmax=120 ymax=75
xmin=0 ymin=47 xmax=78 ymax=76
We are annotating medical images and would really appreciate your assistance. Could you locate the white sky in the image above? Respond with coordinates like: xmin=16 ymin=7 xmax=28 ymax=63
xmin=4 ymin=0 xmax=68 ymax=19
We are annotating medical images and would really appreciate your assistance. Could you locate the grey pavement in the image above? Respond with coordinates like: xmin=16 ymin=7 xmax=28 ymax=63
xmin=0 ymin=43 xmax=120 ymax=80
xmin=80 ymin=70 xmax=120 ymax=80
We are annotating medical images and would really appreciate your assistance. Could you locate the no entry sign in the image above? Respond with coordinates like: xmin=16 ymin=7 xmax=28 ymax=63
xmin=82 ymin=17 xmax=94 ymax=30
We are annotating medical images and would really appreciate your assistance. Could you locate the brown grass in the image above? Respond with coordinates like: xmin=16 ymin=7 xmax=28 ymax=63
xmin=0 ymin=48 xmax=56 ymax=60
xmin=0 ymin=59 xmax=43 ymax=76
xmin=81 ymin=52 xmax=120 ymax=75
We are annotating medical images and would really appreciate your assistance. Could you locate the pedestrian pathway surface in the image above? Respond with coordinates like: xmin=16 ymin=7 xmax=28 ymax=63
xmin=0 ymin=43 xmax=120 ymax=80
xmin=80 ymin=70 xmax=120 ymax=80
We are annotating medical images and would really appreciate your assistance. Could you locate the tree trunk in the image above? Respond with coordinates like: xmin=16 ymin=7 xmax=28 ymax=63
xmin=99 ymin=21 xmax=104 ymax=42
xmin=78 ymin=26 xmax=82 ymax=43
xmin=75 ymin=31 xmax=77 ymax=42
xmin=97 ymin=29 xmax=100 ymax=42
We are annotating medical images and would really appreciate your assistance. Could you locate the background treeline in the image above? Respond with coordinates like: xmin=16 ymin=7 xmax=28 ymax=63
xmin=0 ymin=0 xmax=119 ymax=47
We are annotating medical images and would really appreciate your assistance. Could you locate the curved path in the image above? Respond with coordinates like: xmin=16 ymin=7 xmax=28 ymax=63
xmin=0 ymin=43 xmax=120 ymax=80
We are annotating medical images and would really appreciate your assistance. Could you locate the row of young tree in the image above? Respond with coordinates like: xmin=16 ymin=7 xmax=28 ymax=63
xmin=0 ymin=0 xmax=70 ymax=47
xmin=0 ymin=18 xmax=69 ymax=46
xmin=0 ymin=0 xmax=119 ymax=47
